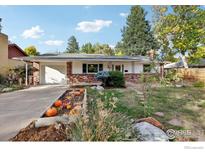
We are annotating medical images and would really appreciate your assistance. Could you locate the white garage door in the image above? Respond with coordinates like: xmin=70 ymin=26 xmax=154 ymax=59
xmin=44 ymin=65 xmax=66 ymax=84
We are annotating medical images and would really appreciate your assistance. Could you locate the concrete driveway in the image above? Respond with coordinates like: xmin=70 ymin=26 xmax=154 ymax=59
xmin=0 ymin=85 xmax=68 ymax=141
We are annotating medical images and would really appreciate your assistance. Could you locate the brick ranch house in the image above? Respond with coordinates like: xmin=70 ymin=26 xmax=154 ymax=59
xmin=13 ymin=53 xmax=160 ymax=85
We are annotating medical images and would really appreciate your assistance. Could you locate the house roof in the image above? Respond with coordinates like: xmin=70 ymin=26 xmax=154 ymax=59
xmin=164 ymin=58 xmax=205 ymax=69
xmin=8 ymin=43 xmax=27 ymax=56
xmin=189 ymin=59 xmax=205 ymax=68
xmin=13 ymin=53 xmax=151 ymax=63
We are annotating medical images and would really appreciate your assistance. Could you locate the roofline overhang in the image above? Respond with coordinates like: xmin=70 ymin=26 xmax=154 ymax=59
xmin=13 ymin=57 xmax=151 ymax=64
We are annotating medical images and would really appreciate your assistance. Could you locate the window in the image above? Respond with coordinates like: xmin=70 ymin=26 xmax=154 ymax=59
xmin=143 ymin=64 xmax=151 ymax=72
xmin=115 ymin=65 xmax=121 ymax=71
xmin=88 ymin=64 xmax=98 ymax=73
xmin=82 ymin=64 xmax=103 ymax=73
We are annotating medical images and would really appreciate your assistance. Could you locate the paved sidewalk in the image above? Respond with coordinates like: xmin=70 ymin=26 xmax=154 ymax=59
xmin=0 ymin=85 xmax=67 ymax=141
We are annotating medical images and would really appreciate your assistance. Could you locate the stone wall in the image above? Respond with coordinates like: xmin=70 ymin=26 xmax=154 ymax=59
xmin=69 ymin=74 xmax=99 ymax=83
xmin=66 ymin=62 xmax=72 ymax=77
xmin=125 ymin=73 xmax=140 ymax=83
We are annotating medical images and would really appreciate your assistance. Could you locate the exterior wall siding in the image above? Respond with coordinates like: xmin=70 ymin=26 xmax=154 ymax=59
xmin=0 ymin=33 xmax=26 ymax=75
xmin=8 ymin=45 xmax=26 ymax=59
xmin=67 ymin=61 xmax=145 ymax=84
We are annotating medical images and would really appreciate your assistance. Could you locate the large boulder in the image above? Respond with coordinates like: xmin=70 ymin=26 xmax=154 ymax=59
xmin=96 ymin=85 xmax=104 ymax=91
xmin=133 ymin=122 xmax=169 ymax=141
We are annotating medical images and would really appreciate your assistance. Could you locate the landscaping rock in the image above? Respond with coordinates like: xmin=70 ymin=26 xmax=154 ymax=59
xmin=175 ymin=84 xmax=183 ymax=88
xmin=91 ymin=86 xmax=96 ymax=90
xmin=168 ymin=118 xmax=183 ymax=127
xmin=2 ymin=87 xmax=13 ymax=92
xmin=133 ymin=122 xmax=169 ymax=141
xmin=34 ymin=115 xmax=70 ymax=128
xmin=96 ymin=85 xmax=104 ymax=91
xmin=135 ymin=117 xmax=164 ymax=130
xmin=154 ymin=112 xmax=165 ymax=117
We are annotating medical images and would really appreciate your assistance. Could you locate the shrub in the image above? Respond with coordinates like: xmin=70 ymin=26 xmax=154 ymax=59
xmin=0 ymin=74 xmax=6 ymax=84
xmin=109 ymin=71 xmax=125 ymax=87
xmin=193 ymin=81 xmax=205 ymax=88
xmin=95 ymin=71 xmax=125 ymax=87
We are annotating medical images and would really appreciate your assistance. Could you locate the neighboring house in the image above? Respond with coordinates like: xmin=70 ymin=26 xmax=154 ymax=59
xmin=0 ymin=32 xmax=27 ymax=75
xmin=13 ymin=54 xmax=152 ymax=85
xmin=188 ymin=59 xmax=205 ymax=68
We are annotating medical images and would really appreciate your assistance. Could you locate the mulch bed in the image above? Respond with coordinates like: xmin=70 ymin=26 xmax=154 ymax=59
xmin=10 ymin=122 xmax=73 ymax=141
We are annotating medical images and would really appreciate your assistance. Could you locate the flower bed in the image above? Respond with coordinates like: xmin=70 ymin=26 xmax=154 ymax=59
xmin=10 ymin=88 xmax=86 ymax=141
xmin=43 ymin=88 xmax=85 ymax=117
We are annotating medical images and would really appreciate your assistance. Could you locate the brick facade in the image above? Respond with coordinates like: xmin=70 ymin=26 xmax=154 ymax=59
xmin=69 ymin=74 xmax=98 ymax=83
xmin=65 ymin=62 xmax=154 ymax=84
xmin=125 ymin=73 xmax=140 ymax=83
xmin=66 ymin=62 xmax=72 ymax=77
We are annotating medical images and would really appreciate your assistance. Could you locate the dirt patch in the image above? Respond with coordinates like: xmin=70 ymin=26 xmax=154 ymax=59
xmin=10 ymin=122 xmax=72 ymax=141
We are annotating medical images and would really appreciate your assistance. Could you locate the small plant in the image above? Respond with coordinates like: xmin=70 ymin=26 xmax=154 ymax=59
xmin=0 ymin=74 xmax=6 ymax=85
xmin=193 ymin=81 xmax=205 ymax=88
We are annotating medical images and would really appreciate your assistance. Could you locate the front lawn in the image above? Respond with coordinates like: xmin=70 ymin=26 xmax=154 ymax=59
xmin=87 ymin=85 xmax=205 ymax=141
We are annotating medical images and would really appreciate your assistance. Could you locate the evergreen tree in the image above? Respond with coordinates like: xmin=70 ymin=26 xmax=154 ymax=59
xmin=81 ymin=42 xmax=95 ymax=54
xmin=121 ymin=6 xmax=158 ymax=56
xmin=65 ymin=36 xmax=79 ymax=53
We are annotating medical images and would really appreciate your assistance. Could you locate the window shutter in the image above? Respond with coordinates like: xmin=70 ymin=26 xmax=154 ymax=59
xmin=99 ymin=64 xmax=103 ymax=71
xmin=82 ymin=64 xmax=87 ymax=73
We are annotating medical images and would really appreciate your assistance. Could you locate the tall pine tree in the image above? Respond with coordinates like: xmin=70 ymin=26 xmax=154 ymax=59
xmin=65 ymin=36 xmax=79 ymax=53
xmin=121 ymin=6 xmax=158 ymax=56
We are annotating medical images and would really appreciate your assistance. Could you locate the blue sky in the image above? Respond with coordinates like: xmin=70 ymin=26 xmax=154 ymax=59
xmin=0 ymin=5 xmax=154 ymax=54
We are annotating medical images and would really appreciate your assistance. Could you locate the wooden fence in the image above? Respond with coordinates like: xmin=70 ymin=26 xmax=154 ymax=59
xmin=177 ymin=68 xmax=205 ymax=82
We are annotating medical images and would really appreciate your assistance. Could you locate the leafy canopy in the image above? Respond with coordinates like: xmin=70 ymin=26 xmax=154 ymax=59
xmin=24 ymin=46 xmax=39 ymax=56
xmin=155 ymin=6 xmax=205 ymax=62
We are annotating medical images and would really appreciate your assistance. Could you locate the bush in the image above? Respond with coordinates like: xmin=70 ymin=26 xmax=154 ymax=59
xmin=0 ymin=74 xmax=6 ymax=85
xmin=109 ymin=71 xmax=125 ymax=87
xmin=193 ymin=81 xmax=205 ymax=88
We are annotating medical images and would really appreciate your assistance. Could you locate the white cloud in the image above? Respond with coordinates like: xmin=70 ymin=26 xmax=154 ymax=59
xmin=22 ymin=25 xmax=44 ymax=39
xmin=120 ymin=12 xmax=128 ymax=17
xmin=44 ymin=40 xmax=64 ymax=46
xmin=76 ymin=20 xmax=112 ymax=32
